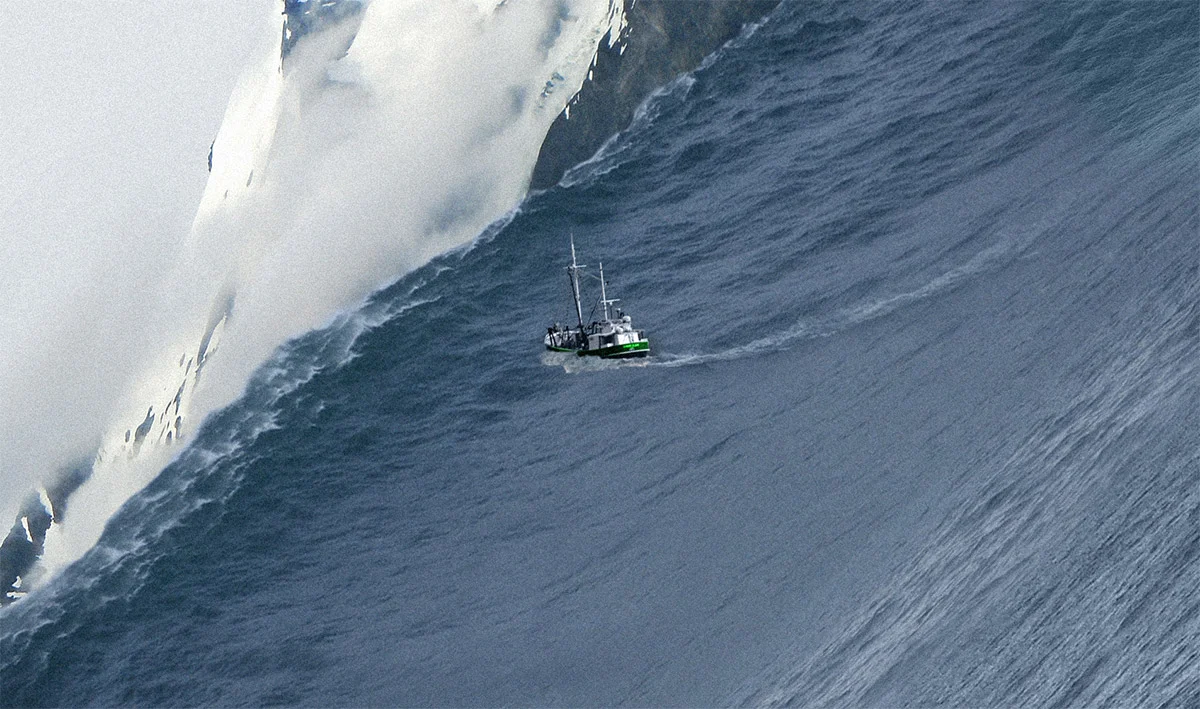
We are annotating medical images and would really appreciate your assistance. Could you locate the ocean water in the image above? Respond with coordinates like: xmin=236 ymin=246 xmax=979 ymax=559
xmin=1 ymin=0 xmax=1197 ymax=705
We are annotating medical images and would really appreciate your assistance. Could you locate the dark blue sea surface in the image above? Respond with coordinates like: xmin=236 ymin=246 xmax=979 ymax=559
xmin=2 ymin=0 xmax=1197 ymax=705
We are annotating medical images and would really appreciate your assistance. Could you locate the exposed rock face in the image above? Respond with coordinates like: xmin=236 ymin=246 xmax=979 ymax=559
xmin=2 ymin=0 xmax=782 ymax=605
xmin=529 ymin=0 xmax=782 ymax=190
xmin=1 ymin=465 xmax=89 ymax=604
xmin=283 ymin=0 xmax=781 ymax=189
xmin=282 ymin=0 xmax=364 ymax=59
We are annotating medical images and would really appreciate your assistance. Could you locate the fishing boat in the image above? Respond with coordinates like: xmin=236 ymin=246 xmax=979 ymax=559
xmin=544 ymin=239 xmax=650 ymax=358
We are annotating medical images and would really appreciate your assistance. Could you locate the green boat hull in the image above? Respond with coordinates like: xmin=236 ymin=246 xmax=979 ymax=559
xmin=545 ymin=340 xmax=649 ymax=358
xmin=545 ymin=239 xmax=650 ymax=361
xmin=578 ymin=341 xmax=650 ymax=358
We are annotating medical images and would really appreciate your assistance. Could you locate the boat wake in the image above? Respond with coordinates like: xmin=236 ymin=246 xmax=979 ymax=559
xmin=3 ymin=0 xmax=630 ymax=604
xmin=653 ymin=222 xmax=1041 ymax=369
xmin=540 ymin=350 xmax=650 ymax=373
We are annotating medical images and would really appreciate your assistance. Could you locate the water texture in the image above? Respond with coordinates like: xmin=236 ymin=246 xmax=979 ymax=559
xmin=1 ymin=0 xmax=1196 ymax=705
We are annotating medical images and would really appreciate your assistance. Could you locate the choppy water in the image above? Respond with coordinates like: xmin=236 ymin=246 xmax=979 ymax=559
xmin=2 ymin=0 xmax=1197 ymax=705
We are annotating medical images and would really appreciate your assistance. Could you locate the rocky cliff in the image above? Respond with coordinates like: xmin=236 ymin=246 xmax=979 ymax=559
xmin=1 ymin=0 xmax=782 ymax=604
xmin=529 ymin=0 xmax=782 ymax=190
xmin=278 ymin=0 xmax=781 ymax=189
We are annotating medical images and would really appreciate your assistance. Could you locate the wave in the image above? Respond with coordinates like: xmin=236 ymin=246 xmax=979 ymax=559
xmin=652 ymin=222 xmax=1038 ymax=369
xmin=4 ymin=0 xmax=627 ymax=602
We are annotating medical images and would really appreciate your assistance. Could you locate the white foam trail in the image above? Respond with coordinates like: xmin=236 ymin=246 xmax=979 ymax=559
xmin=654 ymin=226 xmax=1039 ymax=369
xmin=541 ymin=350 xmax=650 ymax=373
xmin=36 ymin=0 xmax=623 ymax=579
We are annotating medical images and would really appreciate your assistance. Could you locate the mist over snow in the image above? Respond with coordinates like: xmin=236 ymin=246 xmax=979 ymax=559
xmin=184 ymin=0 xmax=618 ymax=414
xmin=0 ymin=2 xmax=273 ymax=527
xmin=3 ymin=0 xmax=626 ymax=579
xmin=0 ymin=1 xmax=1195 ymax=705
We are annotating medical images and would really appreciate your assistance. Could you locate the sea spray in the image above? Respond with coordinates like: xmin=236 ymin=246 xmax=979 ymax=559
xmin=27 ymin=0 xmax=625 ymax=593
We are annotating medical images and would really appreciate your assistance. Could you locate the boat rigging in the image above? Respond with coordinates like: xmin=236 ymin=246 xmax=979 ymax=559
xmin=544 ymin=237 xmax=650 ymax=359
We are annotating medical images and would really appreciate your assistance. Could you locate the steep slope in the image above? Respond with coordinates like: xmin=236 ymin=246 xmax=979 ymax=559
xmin=531 ymin=0 xmax=782 ymax=189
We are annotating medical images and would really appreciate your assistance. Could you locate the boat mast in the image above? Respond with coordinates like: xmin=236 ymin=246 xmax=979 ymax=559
xmin=598 ymin=260 xmax=619 ymax=322
xmin=568 ymin=235 xmax=585 ymax=329
xmin=599 ymin=261 xmax=610 ymax=321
